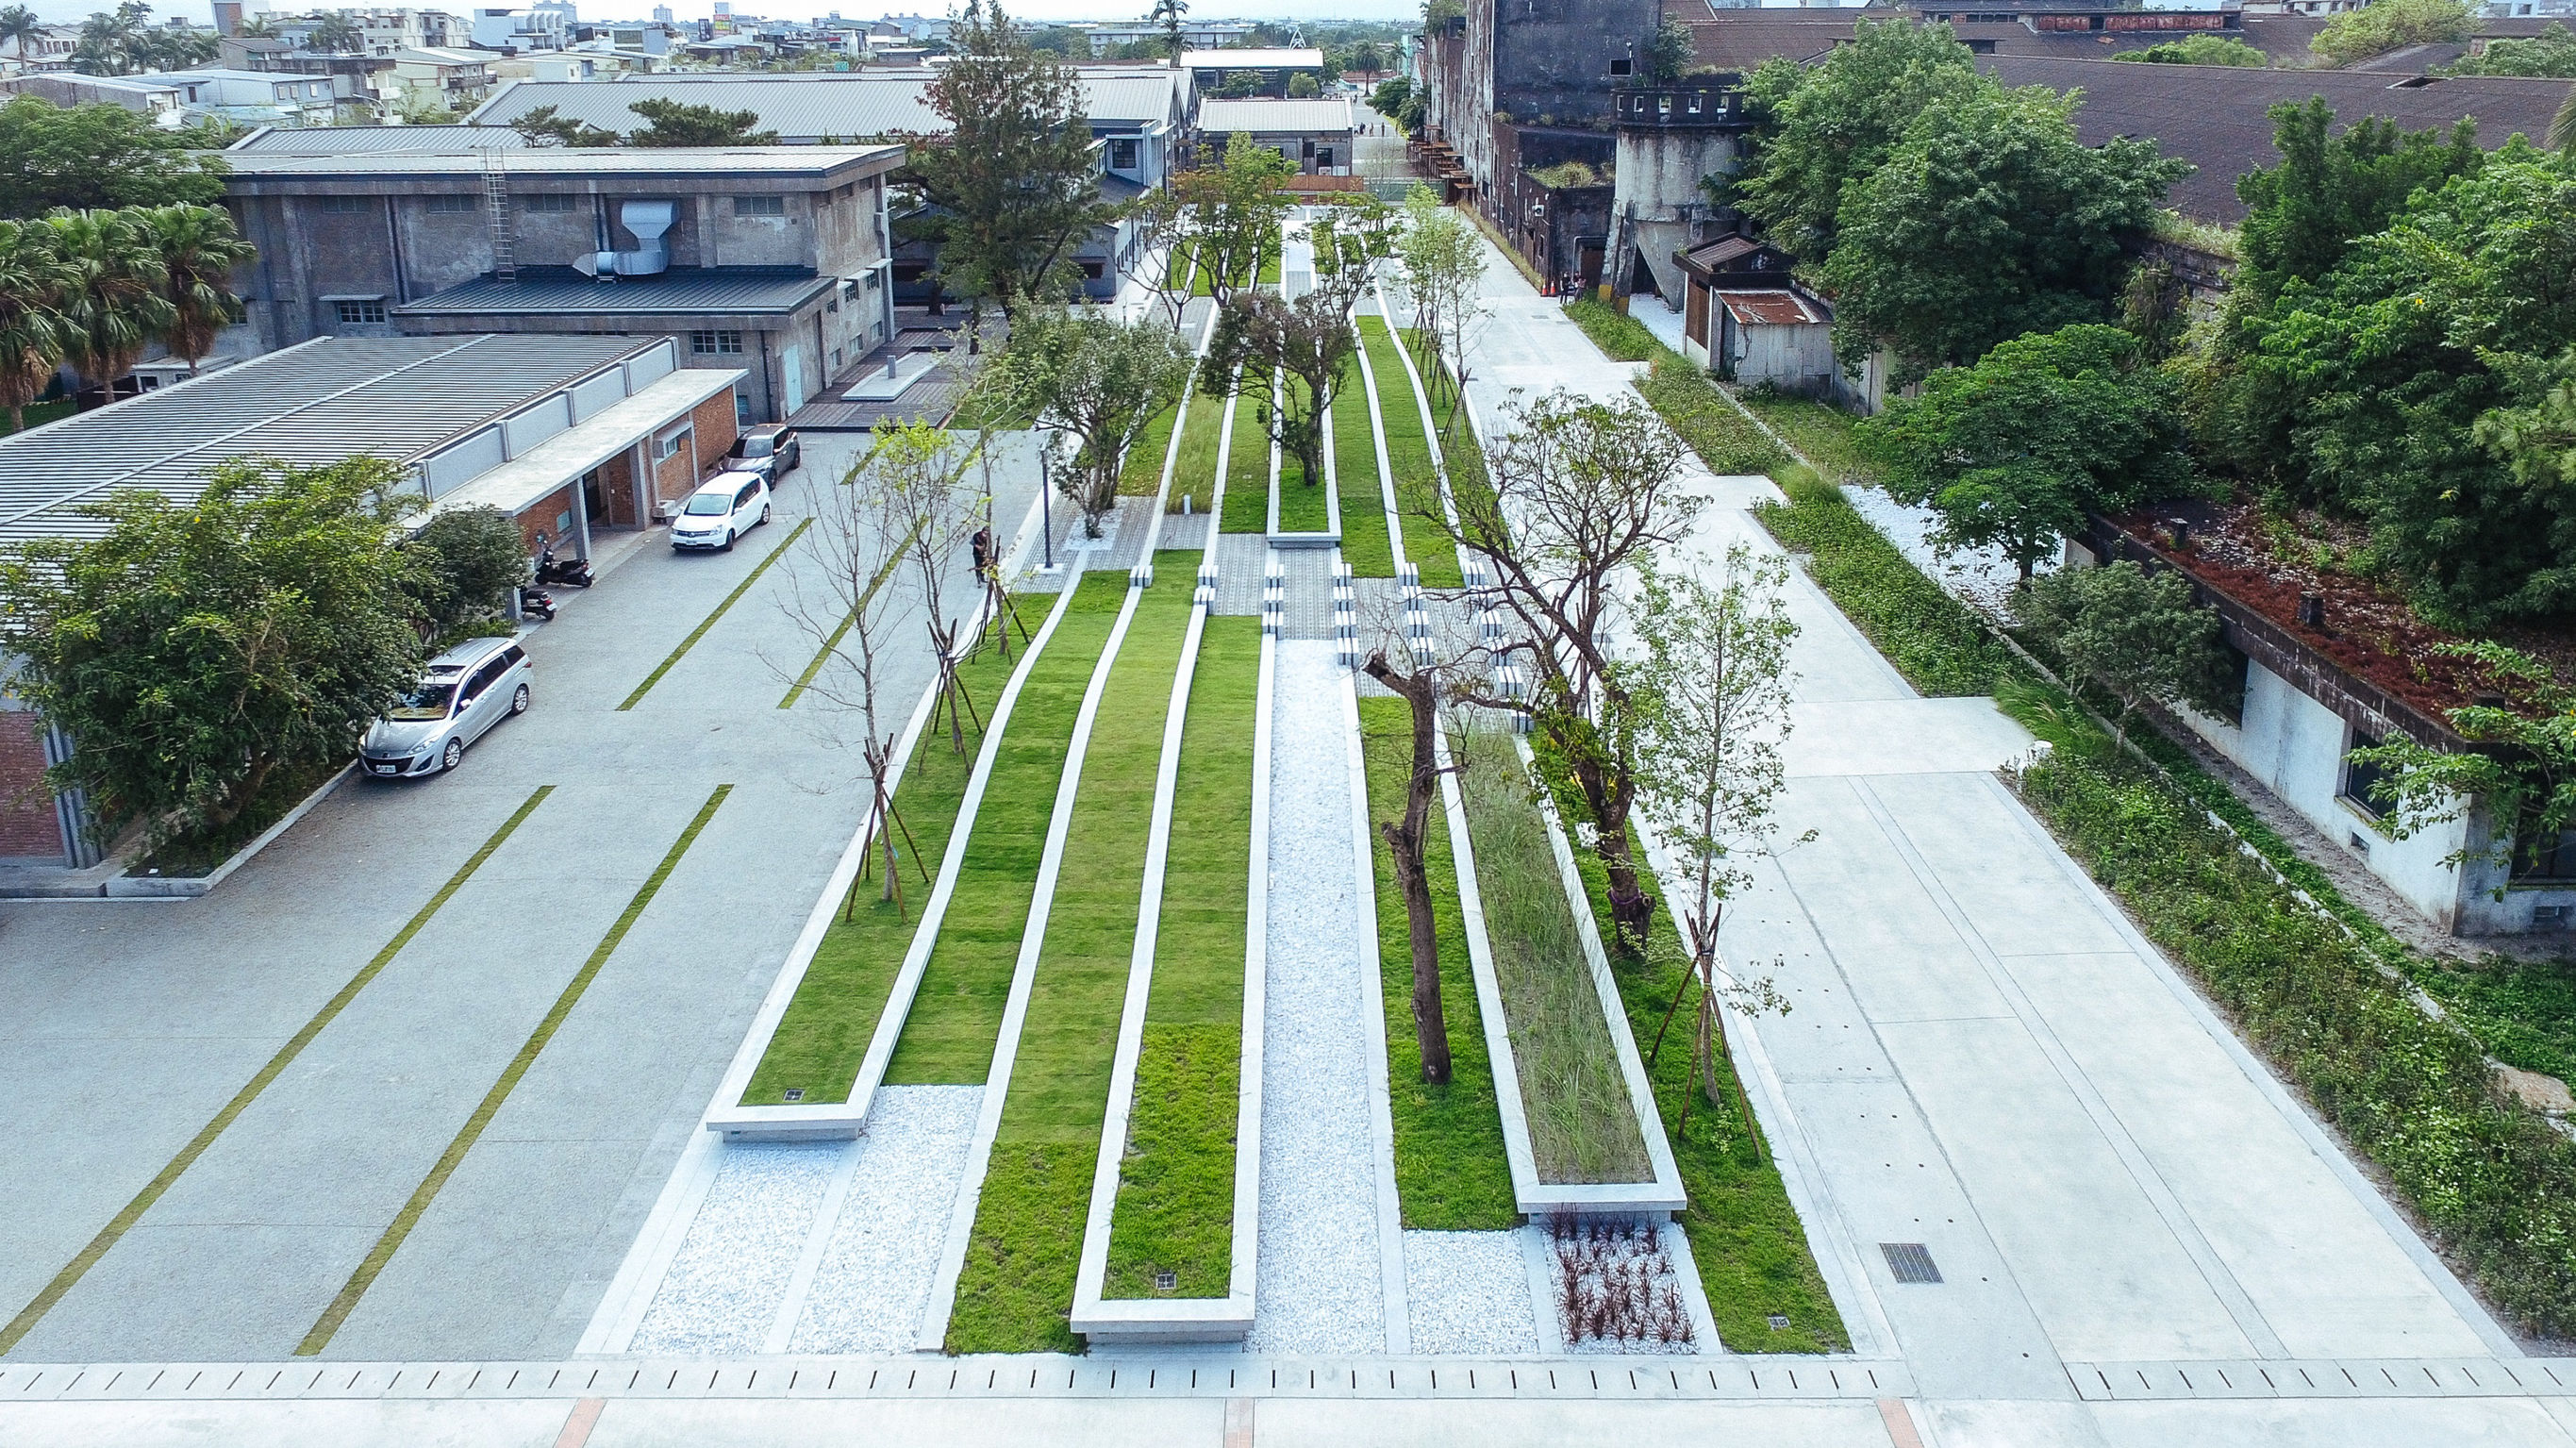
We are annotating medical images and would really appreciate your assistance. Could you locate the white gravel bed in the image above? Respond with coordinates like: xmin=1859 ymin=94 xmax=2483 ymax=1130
xmin=789 ymin=1085 xmax=984 ymax=1354
xmin=1404 ymin=1230 xmax=1540 ymax=1356
xmin=1248 ymin=641 xmax=1388 ymax=1355
xmin=1842 ymin=482 xmax=2053 ymax=617
xmin=628 ymin=1142 xmax=840 ymax=1355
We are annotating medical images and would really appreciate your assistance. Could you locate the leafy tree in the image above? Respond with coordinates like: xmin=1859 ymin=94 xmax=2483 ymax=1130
xmin=1642 ymin=17 xmax=1696 ymax=84
xmin=0 ymin=218 xmax=71 ymax=432
xmin=1201 ymin=198 xmax=1397 ymax=488
xmin=405 ymin=506 xmax=527 ymax=641
xmin=1725 ymin=19 xmax=1984 ymax=264
xmin=1392 ymin=183 xmax=1485 ymax=424
xmin=144 ymin=203 xmax=252 ymax=374
xmin=1858 ymin=325 xmax=2189 ymax=582
xmin=1359 ymin=636 xmax=1470 ymax=1084
xmin=992 ymin=305 xmax=1193 ymax=538
xmin=1288 ymin=71 xmax=1321 ymax=98
xmin=2233 ymin=99 xmax=2482 ymax=302
xmin=1217 ymin=70 xmax=1265 ymax=98
xmin=2313 ymin=0 xmax=2471 ymax=67
xmin=1174 ymin=131 xmax=1293 ymax=307
xmin=903 ymin=0 xmax=1107 ymax=316
xmin=2348 ymin=642 xmax=2576 ymax=883
xmin=2010 ymin=560 xmax=2240 ymax=745
xmin=625 ymin=96 xmax=778 ymax=146
xmin=0 ymin=96 xmax=227 ymax=216
xmin=1351 ymin=41 xmax=1383 ymax=74
xmin=1371 ymin=75 xmax=1413 ymax=130
xmin=70 ymin=0 xmax=210 ymax=74
xmin=48 ymin=207 xmax=173 ymax=400
xmin=2111 ymin=34 xmax=2267 ymax=67
xmin=2443 ymin=21 xmax=2576 ymax=76
xmin=509 ymin=104 xmax=620 ymax=147
xmin=0 ymin=456 xmax=427 ymax=848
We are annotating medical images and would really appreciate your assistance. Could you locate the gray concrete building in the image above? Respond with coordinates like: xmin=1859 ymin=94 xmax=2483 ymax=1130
xmin=218 ymin=144 xmax=906 ymax=422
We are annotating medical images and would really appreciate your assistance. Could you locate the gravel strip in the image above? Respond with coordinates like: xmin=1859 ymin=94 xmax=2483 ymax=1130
xmin=1248 ymin=641 xmax=1388 ymax=1355
xmin=628 ymin=1142 xmax=840 ymax=1355
xmin=789 ymin=1085 xmax=984 ymax=1354
xmin=1404 ymin=1230 xmax=1540 ymax=1356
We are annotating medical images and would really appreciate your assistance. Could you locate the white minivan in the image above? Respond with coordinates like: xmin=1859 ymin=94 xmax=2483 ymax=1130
xmin=359 ymin=637 xmax=531 ymax=777
xmin=671 ymin=471 xmax=772 ymax=552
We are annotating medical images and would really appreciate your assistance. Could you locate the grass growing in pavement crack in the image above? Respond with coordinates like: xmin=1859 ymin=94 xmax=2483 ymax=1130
xmin=944 ymin=566 xmax=1195 ymax=1354
xmin=741 ymin=618 xmax=1026 ymax=1106
xmin=1356 ymin=697 xmax=1517 ymax=1231
xmin=1357 ymin=318 xmax=1460 ymax=589
xmin=884 ymin=574 xmax=1127 ymax=1085
xmin=1104 ymin=615 xmax=1261 ymax=1300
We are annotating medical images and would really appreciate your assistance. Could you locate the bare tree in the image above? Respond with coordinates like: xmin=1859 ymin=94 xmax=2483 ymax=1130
xmin=1428 ymin=389 xmax=1699 ymax=948
xmin=1631 ymin=546 xmax=1804 ymax=1150
xmin=877 ymin=420 xmax=989 ymax=755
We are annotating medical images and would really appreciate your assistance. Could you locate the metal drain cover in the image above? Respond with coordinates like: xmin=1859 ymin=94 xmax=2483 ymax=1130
xmin=1881 ymin=1242 xmax=1942 ymax=1284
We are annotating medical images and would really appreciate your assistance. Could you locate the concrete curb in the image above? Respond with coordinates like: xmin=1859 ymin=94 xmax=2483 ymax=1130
xmin=94 ymin=760 xmax=357 ymax=900
xmin=1432 ymin=725 xmax=1543 ymax=1208
xmin=917 ymin=567 xmax=1146 ymax=1352
xmin=1511 ymin=731 xmax=1687 ymax=1217
xmin=1342 ymin=667 xmax=1413 ymax=1354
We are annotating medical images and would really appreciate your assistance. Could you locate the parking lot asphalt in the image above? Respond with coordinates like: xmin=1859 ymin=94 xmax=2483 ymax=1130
xmin=0 ymin=431 xmax=1047 ymax=1362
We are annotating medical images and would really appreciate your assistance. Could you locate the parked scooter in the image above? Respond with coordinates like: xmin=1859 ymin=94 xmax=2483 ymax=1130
xmin=517 ymin=584 xmax=557 ymax=622
xmin=534 ymin=536 xmax=593 ymax=590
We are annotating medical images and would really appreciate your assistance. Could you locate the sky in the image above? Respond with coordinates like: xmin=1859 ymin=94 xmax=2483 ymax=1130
xmin=24 ymin=0 xmax=1417 ymax=27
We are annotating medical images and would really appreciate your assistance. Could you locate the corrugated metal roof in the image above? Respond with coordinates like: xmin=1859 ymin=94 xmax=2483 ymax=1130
xmin=1718 ymin=291 xmax=1824 ymax=327
xmin=464 ymin=67 xmax=1182 ymax=141
xmin=1198 ymin=97 xmax=1353 ymax=134
xmin=0 ymin=334 xmax=650 ymax=548
xmin=220 ymin=144 xmax=904 ymax=178
xmin=228 ymin=123 xmax=531 ymax=154
xmin=397 ymin=267 xmax=833 ymax=316
xmin=1177 ymin=48 xmax=1322 ymax=68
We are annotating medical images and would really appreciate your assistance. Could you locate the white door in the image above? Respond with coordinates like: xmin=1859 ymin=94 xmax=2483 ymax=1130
xmin=781 ymin=344 xmax=806 ymax=414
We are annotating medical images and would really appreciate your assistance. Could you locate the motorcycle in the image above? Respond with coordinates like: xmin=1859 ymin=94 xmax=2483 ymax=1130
xmin=534 ymin=537 xmax=593 ymax=590
xmin=517 ymin=584 xmax=557 ymax=622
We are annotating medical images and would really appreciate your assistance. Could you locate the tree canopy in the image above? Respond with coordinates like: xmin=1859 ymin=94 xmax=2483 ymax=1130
xmin=2312 ymin=0 xmax=2471 ymax=67
xmin=2111 ymin=34 xmax=2267 ymax=67
xmin=0 ymin=96 xmax=228 ymax=216
xmin=2443 ymin=21 xmax=2576 ymax=77
xmin=625 ymin=96 xmax=780 ymax=146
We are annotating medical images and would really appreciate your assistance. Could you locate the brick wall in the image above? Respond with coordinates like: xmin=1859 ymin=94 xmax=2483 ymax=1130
xmin=0 ymin=711 xmax=64 ymax=861
xmin=517 ymin=484 xmax=578 ymax=553
xmin=691 ymin=387 xmax=740 ymax=470
xmin=595 ymin=452 xmax=640 ymax=528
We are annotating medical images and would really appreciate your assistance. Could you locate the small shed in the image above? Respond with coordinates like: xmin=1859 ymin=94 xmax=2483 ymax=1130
xmin=1713 ymin=290 xmax=1836 ymax=395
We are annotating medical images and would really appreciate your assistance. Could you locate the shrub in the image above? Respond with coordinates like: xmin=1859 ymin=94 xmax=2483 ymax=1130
xmin=1750 ymin=484 xmax=2015 ymax=695
xmin=408 ymin=506 xmax=529 ymax=641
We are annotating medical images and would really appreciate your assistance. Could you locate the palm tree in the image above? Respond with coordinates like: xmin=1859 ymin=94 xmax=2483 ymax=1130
xmin=2553 ymin=83 xmax=2575 ymax=153
xmin=143 ymin=204 xmax=253 ymax=375
xmin=0 ymin=219 xmax=72 ymax=434
xmin=0 ymin=6 xmax=42 ymax=68
xmin=1150 ymin=0 xmax=1187 ymax=60
xmin=307 ymin=11 xmax=363 ymax=53
xmin=48 ymin=208 xmax=173 ymax=406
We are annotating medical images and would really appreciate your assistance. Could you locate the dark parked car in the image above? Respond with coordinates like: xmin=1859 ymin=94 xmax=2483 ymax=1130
xmin=729 ymin=424 xmax=801 ymax=481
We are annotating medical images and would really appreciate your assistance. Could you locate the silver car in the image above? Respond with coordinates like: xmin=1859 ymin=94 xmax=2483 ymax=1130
xmin=358 ymin=638 xmax=532 ymax=778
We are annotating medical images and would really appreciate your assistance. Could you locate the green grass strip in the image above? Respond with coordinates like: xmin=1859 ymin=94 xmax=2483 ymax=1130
xmin=945 ymin=566 xmax=1197 ymax=1354
xmin=1168 ymin=384 xmax=1227 ymax=516
xmin=1104 ymin=615 xmax=1261 ymax=1299
xmin=1562 ymin=296 xmax=1793 ymax=480
xmin=1753 ymin=479 xmax=2015 ymax=698
xmin=619 ymin=519 xmax=811 ymax=711
xmin=1275 ymin=373 xmax=1331 ymax=533
xmin=1358 ymin=319 xmax=1462 ymax=588
xmin=744 ymin=622 xmax=1026 ymax=1104
xmin=296 ymin=783 xmax=731 ymax=1356
xmin=0 ymin=786 xmax=555 ymax=1357
xmin=1403 ymin=325 xmax=1502 ymax=529
xmin=885 ymin=574 xmax=1130 ymax=1084
xmin=1118 ymin=401 xmax=1183 ymax=497
xmin=1356 ymin=698 xmax=1517 ymax=1230
xmin=1220 ymin=366 xmax=1273 ymax=536
xmin=1532 ymin=743 xmax=1848 ymax=1354
xmin=1333 ymin=392 xmax=1396 ymax=578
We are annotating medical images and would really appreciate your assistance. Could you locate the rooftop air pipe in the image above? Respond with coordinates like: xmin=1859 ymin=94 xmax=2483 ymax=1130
xmin=572 ymin=200 xmax=673 ymax=279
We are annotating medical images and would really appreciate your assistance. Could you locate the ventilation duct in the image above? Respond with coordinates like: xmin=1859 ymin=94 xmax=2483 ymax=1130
xmin=572 ymin=200 xmax=674 ymax=279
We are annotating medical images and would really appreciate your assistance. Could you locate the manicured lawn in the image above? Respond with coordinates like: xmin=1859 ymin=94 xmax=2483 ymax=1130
xmin=1104 ymin=614 xmax=1262 ymax=1300
xmin=1357 ymin=318 xmax=1462 ymax=588
xmin=1453 ymin=725 xmax=1651 ymax=1184
xmin=1220 ymin=364 xmax=1273 ymax=536
xmin=1331 ymin=386 xmax=1395 ymax=577
xmin=1737 ymin=388 xmax=1871 ymax=486
xmin=1274 ymin=373 xmax=1331 ymax=533
xmin=1167 ymin=389 xmax=1227 ymax=515
xmin=1117 ymin=401 xmax=1181 ymax=497
xmin=1535 ymin=741 xmax=1850 ymax=1354
xmin=743 ymin=621 xmax=1025 ymax=1104
xmin=1403 ymin=325 xmax=1500 ymax=526
xmin=1357 ymin=697 xmax=1517 ymax=1230
xmin=883 ymin=575 xmax=1128 ymax=1085
xmin=944 ymin=564 xmax=1198 ymax=1354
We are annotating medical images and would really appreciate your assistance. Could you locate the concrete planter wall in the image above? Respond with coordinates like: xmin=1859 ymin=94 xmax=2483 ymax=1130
xmin=96 ymin=761 xmax=357 ymax=900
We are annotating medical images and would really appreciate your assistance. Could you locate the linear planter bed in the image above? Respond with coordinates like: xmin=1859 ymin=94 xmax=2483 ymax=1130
xmin=1271 ymin=373 xmax=1336 ymax=541
xmin=102 ymin=756 xmax=356 ymax=898
xmin=1070 ymin=610 xmax=1268 ymax=1343
xmin=939 ymin=565 xmax=1203 ymax=1355
xmin=1166 ymin=378 xmax=1228 ymax=516
xmin=1338 ymin=325 xmax=1402 ymax=580
xmin=1441 ymin=722 xmax=1685 ymax=1216
xmin=1356 ymin=313 xmax=1462 ymax=589
xmin=1220 ymin=366 xmax=1271 ymax=536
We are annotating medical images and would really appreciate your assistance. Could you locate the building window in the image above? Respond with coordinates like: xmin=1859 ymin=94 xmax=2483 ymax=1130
xmin=317 ymin=193 xmax=371 ymax=214
xmin=1109 ymin=138 xmax=1138 ymax=171
xmin=422 ymin=193 xmax=480 ymax=213
xmin=2516 ymin=829 xmax=2576 ymax=883
xmin=652 ymin=424 xmax=690 ymax=460
xmin=2342 ymin=731 xmax=2391 ymax=820
xmin=519 ymin=192 xmax=578 ymax=212
xmin=734 ymin=194 xmax=786 ymax=217
xmin=690 ymin=330 xmax=745 ymax=354
xmin=332 ymin=298 xmax=388 ymax=325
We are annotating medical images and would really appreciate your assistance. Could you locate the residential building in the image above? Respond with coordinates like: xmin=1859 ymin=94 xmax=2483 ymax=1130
xmin=215 ymin=37 xmax=398 ymax=108
xmin=0 ymin=332 xmax=741 ymax=870
xmin=1078 ymin=18 xmax=1255 ymax=53
xmin=388 ymin=45 xmax=499 ymax=110
xmin=217 ymin=144 xmax=906 ymax=421
xmin=131 ymin=67 xmax=343 ymax=125
xmin=470 ymin=4 xmax=573 ymax=52
xmin=1196 ymin=96 xmax=1355 ymax=175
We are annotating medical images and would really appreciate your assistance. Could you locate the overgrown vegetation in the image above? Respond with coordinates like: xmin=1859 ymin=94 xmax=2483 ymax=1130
xmin=2312 ymin=0 xmax=2470 ymax=66
xmin=1752 ymin=474 xmax=2017 ymax=696
xmin=1735 ymin=386 xmax=1870 ymax=485
xmin=2112 ymin=34 xmax=2266 ymax=66
xmin=1103 ymin=615 xmax=1260 ymax=1299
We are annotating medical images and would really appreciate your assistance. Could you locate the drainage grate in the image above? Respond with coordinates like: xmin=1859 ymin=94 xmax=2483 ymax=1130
xmin=1881 ymin=1243 xmax=1942 ymax=1284
xmin=782 ymin=1089 xmax=805 ymax=1103
xmin=1155 ymin=1271 xmax=1178 ymax=1291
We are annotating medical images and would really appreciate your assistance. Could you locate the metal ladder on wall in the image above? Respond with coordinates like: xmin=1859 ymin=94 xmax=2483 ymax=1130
xmin=482 ymin=148 xmax=516 ymax=285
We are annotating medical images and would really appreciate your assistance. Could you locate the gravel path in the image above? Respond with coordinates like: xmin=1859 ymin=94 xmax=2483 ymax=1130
xmin=1404 ymin=1231 xmax=1539 ymax=1355
xmin=1248 ymin=641 xmax=1388 ymax=1355
xmin=628 ymin=1143 xmax=839 ymax=1355
xmin=790 ymin=1085 xmax=983 ymax=1353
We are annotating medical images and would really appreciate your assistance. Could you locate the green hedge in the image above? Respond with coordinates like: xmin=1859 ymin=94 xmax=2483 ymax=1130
xmin=1752 ymin=478 xmax=2015 ymax=697
xmin=1564 ymin=296 xmax=1658 ymax=362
